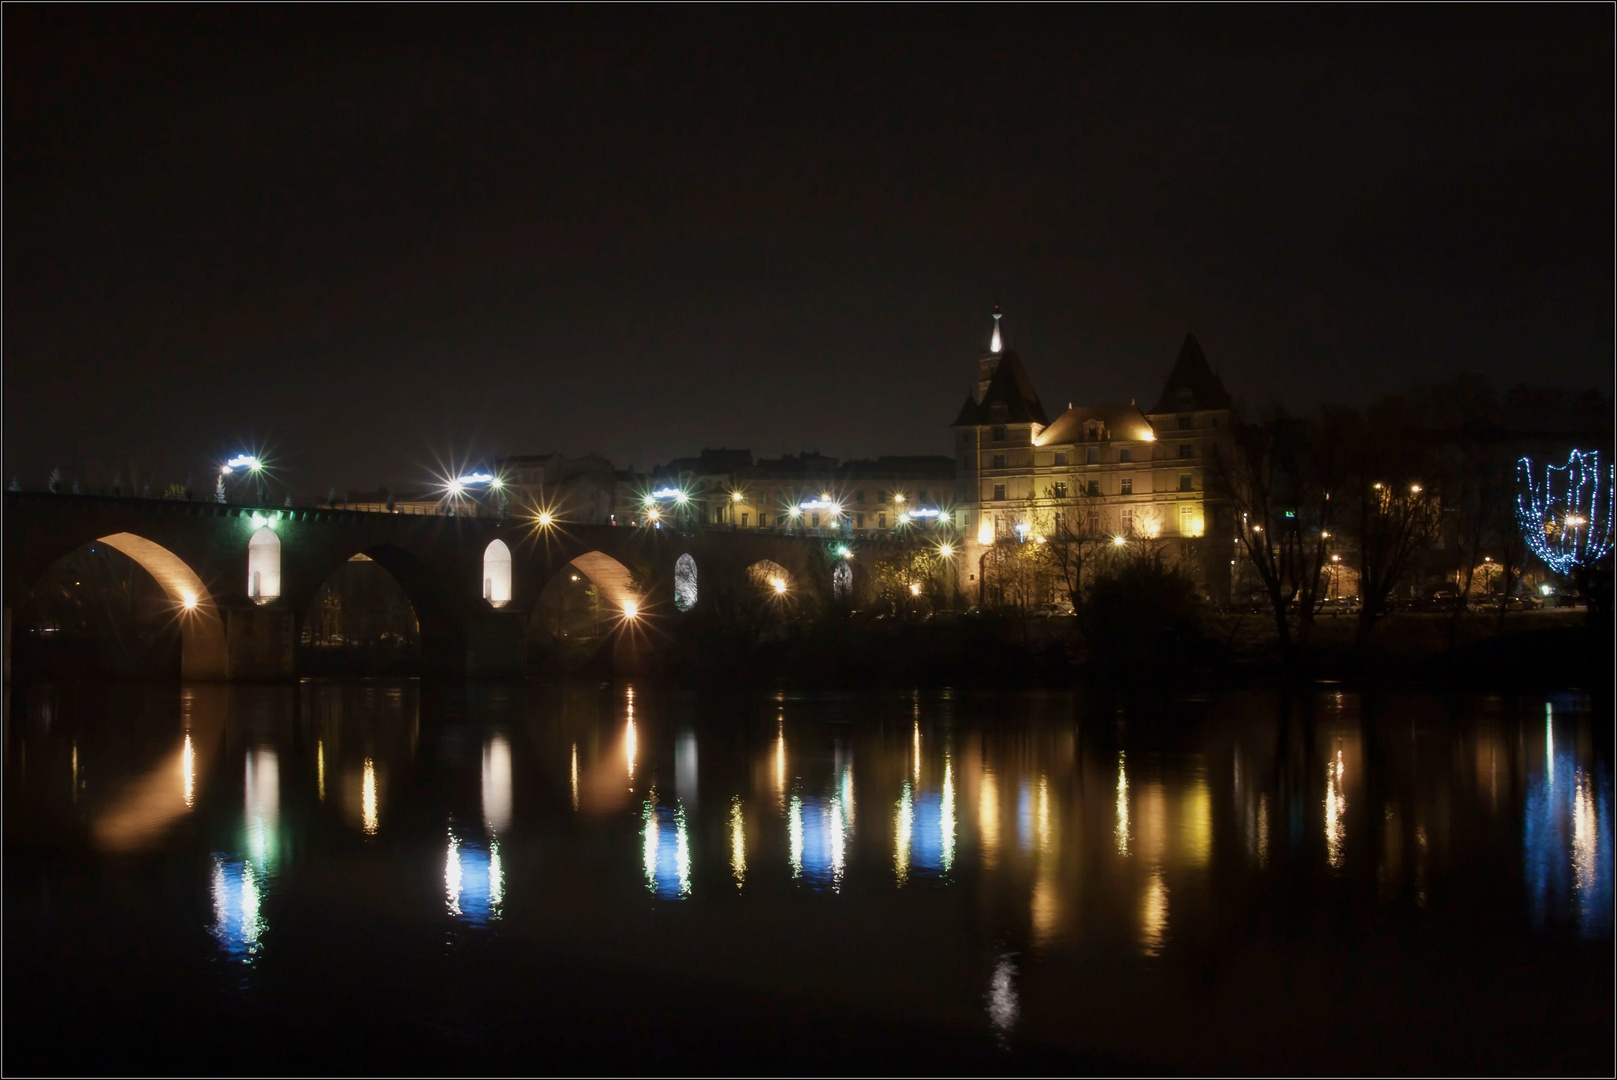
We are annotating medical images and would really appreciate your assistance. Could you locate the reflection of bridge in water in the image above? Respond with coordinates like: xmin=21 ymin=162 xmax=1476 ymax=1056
xmin=4 ymin=491 xmax=917 ymax=680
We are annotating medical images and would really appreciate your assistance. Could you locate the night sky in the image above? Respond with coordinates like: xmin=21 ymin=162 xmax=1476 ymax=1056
xmin=6 ymin=7 xmax=1612 ymax=496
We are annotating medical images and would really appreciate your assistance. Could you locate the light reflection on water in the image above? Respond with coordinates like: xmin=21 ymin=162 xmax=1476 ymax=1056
xmin=5 ymin=681 xmax=1612 ymax=1068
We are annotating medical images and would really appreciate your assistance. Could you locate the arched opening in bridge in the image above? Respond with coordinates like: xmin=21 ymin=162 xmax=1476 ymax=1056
xmin=248 ymin=526 xmax=281 ymax=603
xmin=674 ymin=553 xmax=699 ymax=613
xmin=300 ymin=552 xmax=422 ymax=676
xmin=482 ymin=540 xmax=512 ymax=608
xmin=530 ymin=551 xmax=641 ymax=671
xmin=12 ymin=533 xmax=226 ymax=680
xmin=833 ymin=561 xmax=853 ymax=602
xmin=746 ymin=559 xmax=794 ymax=598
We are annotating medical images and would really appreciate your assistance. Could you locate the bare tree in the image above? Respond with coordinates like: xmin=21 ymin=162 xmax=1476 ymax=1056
xmin=1213 ymin=408 xmax=1342 ymax=663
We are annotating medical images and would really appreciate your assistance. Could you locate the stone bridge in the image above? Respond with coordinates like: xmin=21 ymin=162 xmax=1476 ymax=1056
xmin=4 ymin=491 xmax=914 ymax=680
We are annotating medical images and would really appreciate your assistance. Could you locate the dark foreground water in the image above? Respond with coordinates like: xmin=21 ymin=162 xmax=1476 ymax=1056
xmin=5 ymin=680 xmax=1612 ymax=1075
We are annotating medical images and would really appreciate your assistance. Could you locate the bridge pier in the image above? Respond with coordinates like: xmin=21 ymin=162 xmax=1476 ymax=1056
xmin=465 ymin=611 xmax=528 ymax=678
xmin=222 ymin=607 xmax=296 ymax=681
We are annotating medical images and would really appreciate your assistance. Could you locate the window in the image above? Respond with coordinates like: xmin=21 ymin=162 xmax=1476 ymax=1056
xmin=992 ymin=454 xmax=1006 ymax=469
xmin=742 ymin=512 xmax=750 ymax=527
xmin=1121 ymin=507 xmax=1135 ymax=534
xmin=1178 ymin=415 xmax=1192 ymax=430
xmin=1118 ymin=448 xmax=1131 ymax=463
xmin=1054 ymin=510 xmax=1065 ymax=533
xmin=1179 ymin=505 xmax=1195 ymax=535
xmin=1085 ymin=510 xmax=1100 ymax=533
xmin=879 ymin=512 xmax=887 ymax=529
xmin=1086 ymin=447 xmax=1100 ymax=464
xmin=1087 ymin=422 xmax=1098 ymax=438
xmin=812 ymin=513 xmax=821 ymax=528
xmin=1053 ymin=481 xmax=1067 ymax=498
xmin=856 ymin=490 xmax=865 ymax=503
xmin=1179 ymin=474 xmax=1193 ymax=492
xmin=919 ymin=490 xmax=928 ymax=503
xmin=1179 ymin=443 xmax=1193 ymax=459
xmin=1120 ymin=478 xmax=1133 ymax=495
xmin=856 ymin=513 xmax=864 ymax=528
xmin=879 ymin=490 xmax=889 ymax=504
xmin=991 ymin=425 xmax=1006 ymax=442
xmin=247 ymin=526 xmax=281 ymax=603
xmin=993 ymin=484 xmax=1006 ymax=501
xmin=1086 ymin=480 xmax=1100 ymax=496
xmin=1054 ymin=451 xmax=1067 ymax=466
xmin=482 ymin=539 xmax=512 ymax=608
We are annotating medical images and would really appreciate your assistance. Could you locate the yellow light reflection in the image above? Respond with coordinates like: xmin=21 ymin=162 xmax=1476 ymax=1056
xmin=182 ymin=734 xmax=195 ymax=809
xmin=1182 ymin=777 xmax=1212 ymax=867
xmin=895 ymin=781 xmax=913 ymax=886
xmin=1574 ymin=769 xmax=1599 ymax=897
xmin=979 ymin=771 xmax=1000 ymax=868
xmin=912 ymin=722 xmax=921 ymax=784
xmin=445 ymin=835 xmax=462 ymax=916
xmin=941 ymin=757 xmax=957 ymax=873
xmin=571 ymin=742 xmax=580 ymax=812
xmin=1324 ymin=745 xmax=1345 ymax=870
xmin=841 ymin=765 xmax=855 ymax=831
xmin=789 ymin=794 xmax=805 ymax=878
xmin=482 ymin=735 xmax=512 ymax=835
xmin=1140 ymin=870 xmax=1168 ymax=956
xmin=316 ymin=739 xmax=325 ymax=804
xmin=775 ymin=724 xmax=787 ymax=809
xmin=1139 ymin=783 xmax=1168 ymax=865
xmin=1255 ymin=794 xmax=1270 ymax=868
xmin=1114 ymin=753 xmax=1130 ymax=856
xmin=1034 ymin=775 xmax=1052 ymax=855
xmin=361 ymin=757 xmax=379 ymax=836
xmin=245 ymin=749 xmax=279 ymax=864
xmin=626 ymin=717 xmax=637 ymax=784
xmin=830 ymin=796 xmax=846 ymax=889
xmin=1031 ymin=869 xmax=1060 ymax=947
xmin=730 ymin=795 xmax=746 ymax=888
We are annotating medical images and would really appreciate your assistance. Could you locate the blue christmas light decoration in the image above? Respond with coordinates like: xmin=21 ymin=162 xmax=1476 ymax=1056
xmin=1516 ymin=450 xmax=1614 ymax=575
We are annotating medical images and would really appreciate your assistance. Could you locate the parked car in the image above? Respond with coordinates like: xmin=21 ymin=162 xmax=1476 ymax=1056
xmin=1317 ymin=596 xmax=1361 ymax=616
xmin=1032 ymin=602 xmax=1075 ymax=618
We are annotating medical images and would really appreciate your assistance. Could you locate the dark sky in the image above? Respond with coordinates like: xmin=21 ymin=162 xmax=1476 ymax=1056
xmin=6 ymin=7 xmax=1612 ymax=495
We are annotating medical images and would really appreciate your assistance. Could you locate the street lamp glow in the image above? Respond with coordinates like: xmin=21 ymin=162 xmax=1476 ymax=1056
xmin=489 ymin=477 xmax=504 ymax=490
xmin=1112 ymin=535 xmax=1127 ymax=547
xmin=1410 ymin=484 xmax=1422 ymax=494
xmin=909 ymin=582 xmax=922 ymax=597
xmin=222 ymin=454 xmax=262 ymax=474
xmin=622 ymin=601 xmax=639 ymax=620
xmin=835 ymin=544 xmax=852 ymax=558
xmin=646 ymin=508 xmax=660 ymax=522
xmin=731 ymin=491 xmax=743 ymax=502
xmin=938 ymin=543 xmax=954 ymax=558
xmin=447 ymin=480 xmax=465 ymax=496
xmin=181 ymin=591 xmax=199 ymax=611
xmin=536 ymin=511 xmax=554 ymax=527
xmin=770 ymin=577 xmax=787 ymax=595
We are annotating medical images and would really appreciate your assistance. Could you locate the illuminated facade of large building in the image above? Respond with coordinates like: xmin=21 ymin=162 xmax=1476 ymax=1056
xmin=952 ymin=310 xmax=1235 ymax=601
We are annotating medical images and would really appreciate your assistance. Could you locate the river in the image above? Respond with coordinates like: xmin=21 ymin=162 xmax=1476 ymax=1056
xmin=5 ymin=680 xmax=1611 ymax=1074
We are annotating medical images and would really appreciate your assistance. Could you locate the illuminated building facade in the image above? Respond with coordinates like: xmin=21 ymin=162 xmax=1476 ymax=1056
xmin=953 ymin=310 xmax=1235 ymax=600
xmin=648 ymin=449 xmax=956 ymax=538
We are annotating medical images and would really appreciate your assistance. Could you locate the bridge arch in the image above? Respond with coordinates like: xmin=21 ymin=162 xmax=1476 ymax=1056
xmin=674 ymin=553 xmax=699 ymax=613
xmin=746 ymin=559 xmax=794 ymax=599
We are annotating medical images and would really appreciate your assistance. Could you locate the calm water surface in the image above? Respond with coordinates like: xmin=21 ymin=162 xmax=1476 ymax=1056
xmin=5 ymin=680 xmax=1612 ymax=1074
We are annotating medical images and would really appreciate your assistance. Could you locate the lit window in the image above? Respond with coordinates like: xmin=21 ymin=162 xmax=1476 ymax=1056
xmin=742 ymin=512 xmax=749 ymax=527
xmin=1179 ymin=504 xmax=1195 ymax=534
xmin=1122 ymin=507 xmax=1135 ymax=534
xmin=1053 ymin=481 xmax=1067 ymax=498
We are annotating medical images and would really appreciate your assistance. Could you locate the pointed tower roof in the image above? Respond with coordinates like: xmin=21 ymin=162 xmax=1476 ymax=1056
xmin=952 ymin=307 xmax=1050 ymax=427
xmin=1148 ymin=333 xmax=1233 ymax=414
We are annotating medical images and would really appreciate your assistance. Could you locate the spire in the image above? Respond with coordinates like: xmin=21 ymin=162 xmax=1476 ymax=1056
xmin=989 ymin=305 xmax=1003 ymax=354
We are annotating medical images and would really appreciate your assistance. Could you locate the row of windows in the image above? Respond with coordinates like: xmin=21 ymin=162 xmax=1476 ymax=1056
xmin=990 ymin=475 xmax=1194 ymax=501
xmin=986 ymin=444 xmax=1196 ymax=470
xmin=987 ymin=503 xmax=1203 ymax=538
xmin=985 ymin=415 xmax=1212 ymax=446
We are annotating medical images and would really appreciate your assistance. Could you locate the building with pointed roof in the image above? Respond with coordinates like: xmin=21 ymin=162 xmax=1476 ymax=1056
xmin=952 ymin=311 xmax=1236 ymax=604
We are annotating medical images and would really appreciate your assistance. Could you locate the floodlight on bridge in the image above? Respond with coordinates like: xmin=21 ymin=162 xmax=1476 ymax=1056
xmin=222 ymin=455 xmax=262 ymax=474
